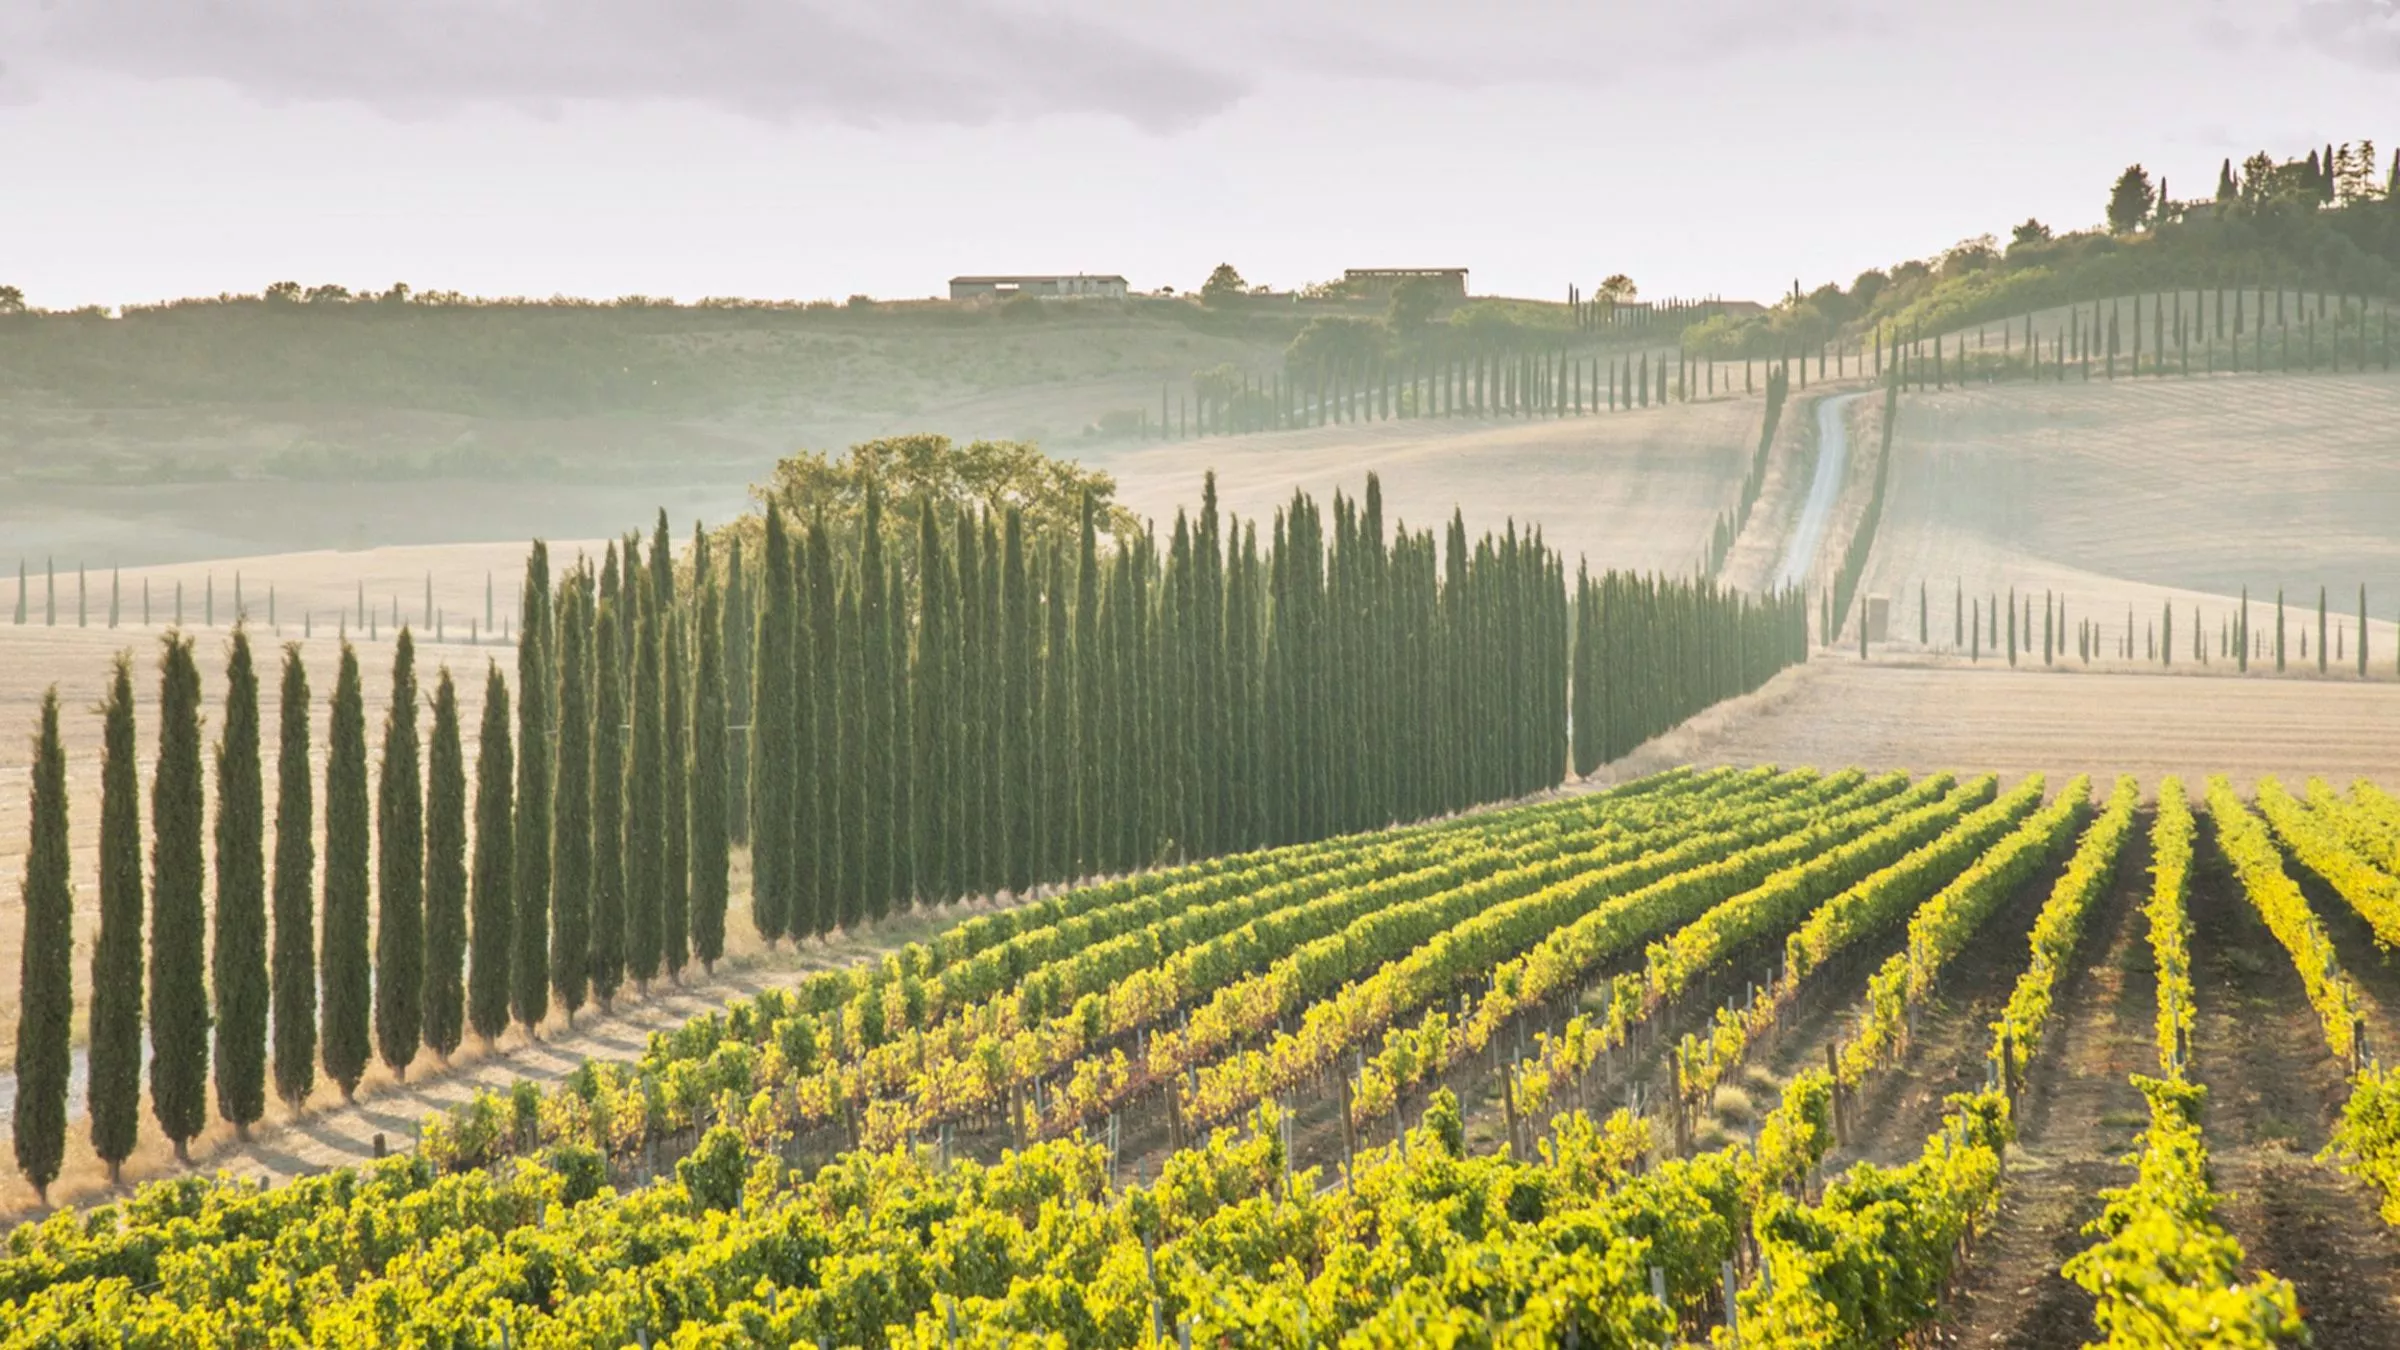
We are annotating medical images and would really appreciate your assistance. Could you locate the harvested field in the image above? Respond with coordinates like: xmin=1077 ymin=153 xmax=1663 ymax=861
xmin=1092 ymin=396 xmax=1761 ymax=577
xmin=1859 ymin=373 xmax=2400 ymax=661
xmin=1598 ymin=659 xmax=2400 ymax=794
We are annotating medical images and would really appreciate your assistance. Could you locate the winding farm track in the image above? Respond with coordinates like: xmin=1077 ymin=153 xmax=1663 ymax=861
xmin=1772 ymin=391 xmax=1866 ymax=590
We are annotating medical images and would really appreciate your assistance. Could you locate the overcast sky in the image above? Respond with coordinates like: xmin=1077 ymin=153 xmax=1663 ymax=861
xmin=5 ymin=0 xmax=2398 ymax=310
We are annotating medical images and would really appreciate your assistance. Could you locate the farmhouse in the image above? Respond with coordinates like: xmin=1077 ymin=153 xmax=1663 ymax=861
xmin=1342 ymin=268 xmax=1469 ymax=301
xmin=949 ymin=274 xmax=1128 ymax=301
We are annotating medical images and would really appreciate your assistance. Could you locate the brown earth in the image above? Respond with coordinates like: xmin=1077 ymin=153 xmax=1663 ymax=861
xmin=1593 ymin=660 xmax=2400 ymax=797
xmin=1940 ymin=821 xmax=2154 ymax=1347
xmin=2187 ymin=832 xmax=2400 ymax=1347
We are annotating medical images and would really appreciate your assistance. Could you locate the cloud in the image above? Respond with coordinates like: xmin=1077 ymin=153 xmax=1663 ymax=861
xmin=9 ymin=0 xmax=1251 ymax=131
xmin=2292 ymin=0 xmax=2400 ymax=67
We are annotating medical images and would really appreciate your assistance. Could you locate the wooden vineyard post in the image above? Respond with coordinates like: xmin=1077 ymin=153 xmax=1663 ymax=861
xmin=1825 ymin=1042 xmax=1847 ymax=1148
xmin=2001 ymin=1026 xmax=2017 ymax=1113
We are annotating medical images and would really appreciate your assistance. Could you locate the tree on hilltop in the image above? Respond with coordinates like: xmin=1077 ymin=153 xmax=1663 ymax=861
xmin=1201 ymin=263 xmax=1247 ymax=305
xmin=2107 ymin=165 xmax=2156 ymax=233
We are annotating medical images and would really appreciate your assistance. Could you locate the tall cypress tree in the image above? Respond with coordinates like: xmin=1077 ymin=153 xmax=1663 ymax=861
xmin=1074 ymin=497 xmax=1102 ymax=874
xmin=911 ymin=504 xmax=951 ymax=906
xmin=2319 ymin=586 xmax=2330 ymax=675
xmin=422 ymin=666 xmax=467 ymax=1062
xmin=691 ymin=554 xmax=730 ymax=972
xmin=750 ymin=510 xmax=794 ymax=943
xmin=550 ymin=570 xmax=593 ymax=1025
xmin=89 ymin=657 xmax=144 ymax=1183
xmin=14 ymin=687 xmax=71 ymax=1202
xmin=1001 ymin=509 xmax=1035 ymax=895
xmin=468 ymin=663 xmax=514 ymax=1048
xmin=1042 ymin=544 xmax=1073 ymax=886
xmin=885 ymin=554 xmax=911 ymax=912
xmin=723 ymin=535 xmax=751 ymax=847
xmin=859 ymin=489 xmax=893 ymax=920
xmin=321 ymin=643 xmax=371 ymax=1100
xmin=270 ymin=644 xmax=315 ymax=1111
xmin=374 ymin=631 xmax=423 ymax=1082
xmin=590 ymin=582 xmax=626 ymax=1009
xmin=805 ymin=518 xmax=840 ymax=936
xmin=625 ymin=560 xmax=664 ymax=990
xmin=661 ymin=531 xmax=690 ymax=979
xmin=978 ymin=514 xmax=1006 ymax=886
xmin=836 ymin=578 xmax=866 ymax=930
xmin=150 ymin=631 xmax=209 ymax=1161
xmin=955 ymin=511 xmax=988 ymax=898
xmin=212 ymin=627 xmax=267 ymax=1139
xmin=511 ymin=543 xmax=553 ymax=1036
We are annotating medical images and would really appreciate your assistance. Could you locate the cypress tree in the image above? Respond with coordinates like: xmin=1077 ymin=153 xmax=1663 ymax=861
xmin=513 ymin=544 xmax=553 ymax=1036
xmin=422 ymin=667 xmax=467 ymax=1062
xmin=661 ymin=525 xmax=690 ymax=978
xmin=1042 ymin=544 xmax=1074 ymax=885
xmin=2238 ymin=587 xmax=2251 ymax=672
xmin=373 ymin=631 xmax=423 ymax=1083
xmin=90 ymin=657 xmax=145 ymax=1183
xmin=590 ymin=581 xmax=626 ymax=1008
xmin=804 ymin=517 xmax=839 ymax=936
xmin=750 ymin=510 xmax=794 ymax=943
xmin=468 ymin=662 xmax=514 ymax=1048
xmin=956 ymin=512 xmax=988 ymax=897
xmin=691 ymin=554 xmax=729 ymax=972
xmin=150 ymin=631 xmax=209 ymax=1161
xmin=860 ymin=488 xmax=893 ymax=919
xmin=14 ymin=687 xmax=70 ymax=1202
xmin=625 ymin=555 xmax=664 ymax=991
xmin=911 ymin=504 xmax=951 ymax=905
xmin=1074 ymin=496 xmax=1102 ymax=875
xmin=1001 ymin=508 xmax=1034 ymax=895
xmin=212 ymin=627 xmax=267 ymax=1139
xmin=837 ymin=577 xmax=866 ymax=930
xmin=2319 ymin=586 xmax=2330 ymax=674
xmin=270 ymin=644 xmax=315 ymax=1111
xmin=2276 ymin=589 xmax=2287 ymax=672
xmin=550 ymin=570 xmax=593 ymax=1024
xmin=723 ymin=536 xmax=750 ymax=846
xmin=321 ymin=643 xmax=371 ymax=1100
xmin=2361 ymin=585 xmax=2371 ymax=678
xmin=885 ymin=553 xmax=911 ymax=910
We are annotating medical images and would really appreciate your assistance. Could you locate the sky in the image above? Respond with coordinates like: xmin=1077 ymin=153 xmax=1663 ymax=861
xmin=4 ymin=0 xmax=2399 ymax=311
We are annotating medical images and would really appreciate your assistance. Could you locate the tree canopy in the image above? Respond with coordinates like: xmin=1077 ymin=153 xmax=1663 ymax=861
xmin=2107 ymin=165 xmax=2157 ymax=234
xmin=742 ymin=435 xmax=1136 ymax=575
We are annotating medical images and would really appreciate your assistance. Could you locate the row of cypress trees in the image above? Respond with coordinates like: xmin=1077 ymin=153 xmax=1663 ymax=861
xmin=11 ymin=512 xmax=741 ymax=1197
xmin=743 ymin=473 xmax=1572 ymax=936
xmin=14 ymin=472 xmax=1786 ymax=1201
xmin=1569 ymin=570 xmax=1809 ymax=774
xmin=1186 ymin=346 xmax=1815 ymax=438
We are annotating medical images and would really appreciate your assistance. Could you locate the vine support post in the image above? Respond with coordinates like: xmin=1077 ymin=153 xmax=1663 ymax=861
xmin=1824 ymin=1042 xmax=1847 ymax=1148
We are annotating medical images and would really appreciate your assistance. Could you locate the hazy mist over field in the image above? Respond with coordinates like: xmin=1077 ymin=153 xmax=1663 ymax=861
xmin=5 ymin=0 xmax=2398 ymax=305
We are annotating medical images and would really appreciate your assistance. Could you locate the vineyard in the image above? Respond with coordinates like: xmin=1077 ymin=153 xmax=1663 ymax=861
xmin=8 ymin=766 xmax=2400 ymax=1345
